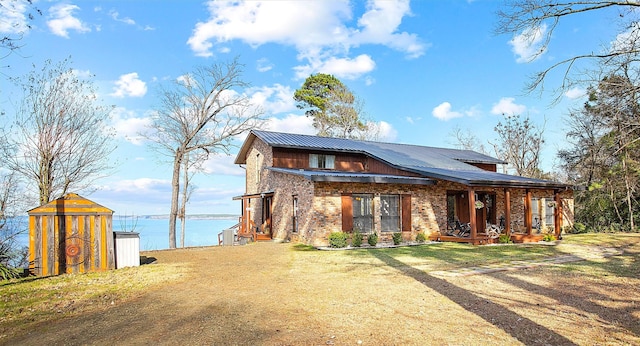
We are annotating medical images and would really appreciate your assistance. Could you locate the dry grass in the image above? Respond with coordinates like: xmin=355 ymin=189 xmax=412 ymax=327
xmin=1 ymin=234 xmax=639 ymax=345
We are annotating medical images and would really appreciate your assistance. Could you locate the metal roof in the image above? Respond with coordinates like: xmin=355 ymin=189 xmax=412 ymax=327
xmin=268 ymin=168 xmax=436 ymax=185
xmin=235 ymin=130 xmax=569 ymax=189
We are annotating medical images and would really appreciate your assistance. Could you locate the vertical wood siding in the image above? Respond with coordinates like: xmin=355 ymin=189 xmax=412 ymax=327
xmin=28 ymin=194 xmax=114 ymax=276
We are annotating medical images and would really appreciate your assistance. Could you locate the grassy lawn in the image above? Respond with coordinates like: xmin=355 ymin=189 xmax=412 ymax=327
xmin=1 ymin=233 xmax=638 ymax=344
xmin=0 ymin=261 xmax=189 ymax=337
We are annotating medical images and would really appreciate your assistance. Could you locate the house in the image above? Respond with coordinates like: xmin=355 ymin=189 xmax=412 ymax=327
xmin=233 ymin=130 xmax=573 ymax=246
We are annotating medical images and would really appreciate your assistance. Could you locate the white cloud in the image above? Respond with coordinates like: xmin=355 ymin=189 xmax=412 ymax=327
xmin=110 ymin=107 xmax=152 ymax=145
xmin=200 ymin=154 xmax=245 ymax=176
xmin=565 ymin=87 xmax=586 ymax=99
xmin=257 ymin=58 xmax=273 ymax=72
xmin=266 ymin=114 xmax=315 ymax=135
xmin=509 ymin=24 xmax=547 ymax=63
xmin=109 ymin=9 xmax=135 ymax=25
xmin=106 ymin=177 xmax=171 ymax=193
xmin=373 ymin=120 xmax=397 ymax=142
xmin=0 ymin=0 xmax=29 ymax=34
xmin=111 ymin=72 xmax=147 ymax=98
xmin=610 ymin=22 xmax=640 ymax=54
xmin=47 ymin=3 xmax=91 ymax=38
xmin=188 ymin=0 xmax=425 ymax=79
xmin=247 ymin=84 xmax=297 ymax=115
xmin=491 ymin=97 xmax=527 ymax=115
xmin=364 ymin=76 xmax=375 ymax=86
xmin=432 ymin=102 xmax=463 ymax=121
xmin=353 ymin=0 xmax=425 ymax=59
xmin=294 ymin=54 xmax=376 ymax=80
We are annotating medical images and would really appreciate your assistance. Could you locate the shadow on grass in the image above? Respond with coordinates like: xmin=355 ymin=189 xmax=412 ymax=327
xmin=369 ymin=250 xmax=577 ymax=345
xmin=489 ymin=259 xmax=640 ymax=339
xmin=346 ymin=242 xmax=565 ymax=270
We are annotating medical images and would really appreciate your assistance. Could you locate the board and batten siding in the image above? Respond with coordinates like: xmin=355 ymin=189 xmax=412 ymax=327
xmin=28 ymin=193 xmax=115 ymax=276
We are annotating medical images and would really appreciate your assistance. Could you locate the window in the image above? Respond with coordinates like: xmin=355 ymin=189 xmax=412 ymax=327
xmin=255 ymin=153 xmax=261 ymax=184
xmin=352 ymin=194 xmax=373 ymax=233
xmin=531 ymin=198 xmax=555 ymax=231
xmin=544 ymin=200 xmax=555 ymax=227
xmin=380 ymin=195 xmax=400 ymax=232
xmin=292 ymin=195 xmax=299 ymax=233
xmin=309 ymin=154 xmax=335 ymax=169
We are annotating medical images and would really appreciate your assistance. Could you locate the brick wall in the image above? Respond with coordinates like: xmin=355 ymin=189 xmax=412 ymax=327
xmin=241 ymin=138 xmax=575 ymax=246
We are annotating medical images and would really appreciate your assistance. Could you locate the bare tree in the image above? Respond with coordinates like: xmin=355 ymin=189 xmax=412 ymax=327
xmin=0 ymin=0 xmax=41 ymax=60
xmin=496 ymin=0 xmax=640 ymax=98
xmin=0 ymin=169 xmax=28 ymax=278
xmin=448 ymin=125 xmax=489 ymax=154
xmin=178 ymin=151 xmax=201 ymax=248
xmin=144 ymin=59 xmax=263 ymax=249
xmin=490 ymin=114 xmax=546 ymax=178
xmin=1 ymin=58 xmax=115 ymax=205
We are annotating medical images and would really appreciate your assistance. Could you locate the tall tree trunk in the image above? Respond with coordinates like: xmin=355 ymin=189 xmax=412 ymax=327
xmin=179 ymin=153 xmax=189 ymax=248
xmin=622 ymin=153 xmax=635 ymax=230
xmin=168 ymin=151 xmax=183 ymax=249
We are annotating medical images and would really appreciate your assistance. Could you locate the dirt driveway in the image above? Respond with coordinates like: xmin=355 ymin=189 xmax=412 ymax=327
xmin=4 ymin=241 xmax=640 ymax=345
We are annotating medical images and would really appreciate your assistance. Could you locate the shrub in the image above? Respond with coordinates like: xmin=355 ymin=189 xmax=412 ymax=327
xmin=367 ymin=233 xmax=378 ymax=246
xmin=0 ymin=263 xmax=21 ymax=280
xmin=572 ymin=223 xmax=587 ymax=234
xmin=415 ymin=232 xmax=426 ymax=243
xmin=542 ymin=234 xmax=557 ymax=242
xmin=392 ymin=232 xmax=402 ymax=245
xmin=328 ymin=232 xmax=348 ymax=248
xmin=498 ymin=234 xmax=512 ymax=244
xmin=351 ymin=231 xmax=363 ymax=247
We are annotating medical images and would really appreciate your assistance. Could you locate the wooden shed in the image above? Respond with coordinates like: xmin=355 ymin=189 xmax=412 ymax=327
xmin=28 ymin=193 xmax=115 ymax=276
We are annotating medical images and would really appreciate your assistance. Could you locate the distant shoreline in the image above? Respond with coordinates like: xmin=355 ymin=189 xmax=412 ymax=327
xmin=114 ymin=214 xmax=239 ymax=221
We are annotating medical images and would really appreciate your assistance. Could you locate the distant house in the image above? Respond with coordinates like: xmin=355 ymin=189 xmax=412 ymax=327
xmin=233 ymin=130 xmax=573 ymax=246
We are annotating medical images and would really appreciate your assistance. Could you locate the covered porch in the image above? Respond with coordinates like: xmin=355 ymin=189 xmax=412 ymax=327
xmin=232 ymin=191 xmax=275 ymax=242
xmin=435 ymin=187 xmax=567 ymax=245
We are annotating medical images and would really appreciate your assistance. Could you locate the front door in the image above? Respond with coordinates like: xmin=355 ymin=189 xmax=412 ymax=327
xmin=262 ymin=195 xmax=273 ymax=237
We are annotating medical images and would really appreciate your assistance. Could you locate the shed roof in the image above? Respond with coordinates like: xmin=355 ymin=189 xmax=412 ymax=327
xmin=236 ymin=130 xmax=570 ymax=189
xmin=28 ymin=193 xmax=113 ymax=215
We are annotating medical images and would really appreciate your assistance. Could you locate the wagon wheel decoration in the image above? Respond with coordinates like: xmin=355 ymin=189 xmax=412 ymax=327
xmin=65 ymin=235 xmax=88 ymax=265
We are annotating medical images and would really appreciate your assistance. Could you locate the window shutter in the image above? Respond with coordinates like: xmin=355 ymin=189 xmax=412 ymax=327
xmin=341 ymin=194 xmax=353 ymax=232
xmin=401 ymin=194 xmax=411 ymax=232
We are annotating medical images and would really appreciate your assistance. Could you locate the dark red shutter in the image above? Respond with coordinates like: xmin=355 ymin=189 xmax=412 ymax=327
xmin=341 ymin=194 xmax=353 ymax=232
xmin=401 ymin=194 xmax=411 ymax=232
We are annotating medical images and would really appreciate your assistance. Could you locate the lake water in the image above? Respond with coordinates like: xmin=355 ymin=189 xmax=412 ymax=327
xmin=114 ymin=217 xmax=238 ymax=250
xmin=14 ymin=217 xmax=239 ymax=251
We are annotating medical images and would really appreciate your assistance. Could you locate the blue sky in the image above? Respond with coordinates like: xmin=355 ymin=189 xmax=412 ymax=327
xmin=0 ymin=0 xmax=620 ymax=216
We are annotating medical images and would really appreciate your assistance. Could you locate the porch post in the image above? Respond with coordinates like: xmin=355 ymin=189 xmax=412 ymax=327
xmin=554 ymin=191 xmax=563 ymax=238
xmin=504 ymin=188 xmax=511 ymax=235
xmin=468 ymin=187 xmax=477 ymax=239
xmin=525 ymin=189 xmax=533 ymax=235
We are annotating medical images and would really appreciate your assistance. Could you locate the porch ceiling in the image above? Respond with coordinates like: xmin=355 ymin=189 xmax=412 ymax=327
xmin=267 ymin=168 xmax=436 ymax=185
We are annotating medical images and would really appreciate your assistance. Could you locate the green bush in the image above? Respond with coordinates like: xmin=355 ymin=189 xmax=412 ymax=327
xmin=351 ymin=231 xmax=363 ymax=247
xmin=542 ymin=234 xmax=557 ymax=242
xmin=0 ymin=263 xmax=21 ymax=280
xmin=392 ymin=232 xmax=402 ymax=245
xmin=572 ymin=223 xmax=587 ymax=234
xmin=415 ymin=232 xmax=426 ymax=243
xmin=367 ymin=233 xmax=378 ymax=246
xmin=328 ymin=232 xmax=348 ymax=248
xmin=498 ymin=234 xmax=512 ymax=244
